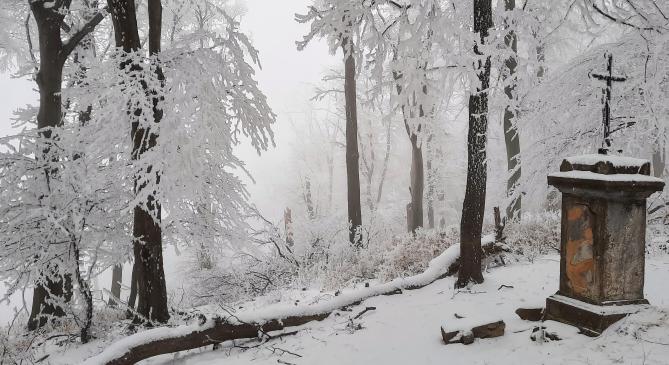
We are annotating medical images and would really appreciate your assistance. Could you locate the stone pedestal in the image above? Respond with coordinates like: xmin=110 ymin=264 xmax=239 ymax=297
xmin=545 ymin=154 xmax=664 ymax=335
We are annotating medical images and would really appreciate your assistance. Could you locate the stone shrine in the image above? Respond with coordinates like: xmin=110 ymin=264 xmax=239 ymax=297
xmin=545 ymin=154 xmax=664 ymax=335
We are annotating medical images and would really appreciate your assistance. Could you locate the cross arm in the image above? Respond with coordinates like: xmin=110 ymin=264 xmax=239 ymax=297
xmin=590 ymin=73 xmax=627 ymax=82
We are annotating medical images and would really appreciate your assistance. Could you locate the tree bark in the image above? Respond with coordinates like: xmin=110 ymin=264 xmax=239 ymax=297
xmin=108 ymin=264 xmax=123 ymax=307
xmin=27 ymin=0 xmax=105 ymax=331
xmin=503 ymin=0 xmax=521 ymax=221
xmin=135 ymin=0 xmax=169 ymax=324
xmin=408 ymin=134 xmax=424 ymax=233
xmin=127 ymin=261 xmax=138 ymax=311
xmin=28 ymin=1 xmax=68 ymax=331
xmin=456 ymin=0 xmax=492 ymax=288
xmin=107 ymin=0 xmax=169 ymax=323
xmin=342 ymin=37 xmax=362 ymax=247
xmin=652 ymin=145 xmax=665 ymax=178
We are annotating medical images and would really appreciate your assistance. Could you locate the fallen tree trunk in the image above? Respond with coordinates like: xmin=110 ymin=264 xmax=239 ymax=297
xmin=83 ymin=237 xmax=504 ymax=365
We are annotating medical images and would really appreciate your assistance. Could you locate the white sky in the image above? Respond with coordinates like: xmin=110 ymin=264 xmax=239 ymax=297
xmin=238 ymin=0 xmax=338 ymax=222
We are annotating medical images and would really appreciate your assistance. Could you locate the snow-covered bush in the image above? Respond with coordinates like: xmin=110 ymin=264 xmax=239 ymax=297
xmin=502 ymin=211 xmax=560 ymax=262
xmin=376 ymin=226 xmax=458 ymax=281
xmin=187 ymin=212 xmax=459 ymax=305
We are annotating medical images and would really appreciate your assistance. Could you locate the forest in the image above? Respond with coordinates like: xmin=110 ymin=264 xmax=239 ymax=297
xmin=0 ymin=0 xmax=668 ymax=364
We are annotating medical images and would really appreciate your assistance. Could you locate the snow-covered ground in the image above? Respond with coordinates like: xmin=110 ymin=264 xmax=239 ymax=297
xmin=115 ymin=255 xmax=669 ymax=365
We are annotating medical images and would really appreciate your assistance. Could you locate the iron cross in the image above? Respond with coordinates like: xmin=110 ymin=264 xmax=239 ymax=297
xmin=591 ymin=53 xmax=626 ymax=155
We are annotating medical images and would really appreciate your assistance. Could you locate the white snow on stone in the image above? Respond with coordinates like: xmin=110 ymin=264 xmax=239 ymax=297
xmin=549 ymin=170 xmax=664 ymax=183
xmin=566 ymin=154 xmax=649 ymax=169
xmin=441 ymin=313 xmax=502 ymax=333
xmin=549 ymin=294 xmax=650 ymax=315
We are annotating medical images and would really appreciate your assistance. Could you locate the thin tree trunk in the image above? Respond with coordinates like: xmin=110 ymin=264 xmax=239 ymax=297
xmin=456 ymin=0 xmax=492 ymax=288
xmin=652 ymin=145 xmax=665 ymax=178
xmin=503 ymin=0 xmax=521 ymax=221
xmin=127 ymin=261 xmax=138 ymax=311
xmin=409 ymin=134 xmax=424 ymax=233
xmin=391 ymin=70 xmax=425 ymax=234
xmin=375 ymin=120 xmax=392 ymax=208
xmin=426 ymin=155 xmax=435 ymax=229
xmin=303 ymin=176 xmax=316 ymax=219
xmin=342 ymin=37 xmax=362 ymax=247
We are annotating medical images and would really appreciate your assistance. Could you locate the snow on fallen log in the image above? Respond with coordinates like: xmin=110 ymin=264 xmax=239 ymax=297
xmin=82 ymin=236 xmax=497 ymax=365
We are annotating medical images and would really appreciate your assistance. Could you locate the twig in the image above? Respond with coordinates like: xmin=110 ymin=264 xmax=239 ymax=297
xmin=277 ymin=360 xmax=296 ymax=365
xmin=270 ymin=346 xmax=302 ymax=358
xmin=498 ymin=284 xmax=514 ymax=290
xmin=353 ymin=306 xmax=377 ymax=320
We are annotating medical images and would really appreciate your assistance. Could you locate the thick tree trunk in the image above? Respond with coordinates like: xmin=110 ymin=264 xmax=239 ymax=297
xmin=456 ymin=0 xmax=492 ymax=288
xmin=28 ymin=5 xmax=68 ymax=329
xmin=28 ymin=275 xmax=72 ymax=330
xmin=503 ymin=0 xmax=522 ymax=221
xmin=342 ymin=38 xmax=362 ymax=247
xmin=133 ymin=0 xmax=169 ymax=324
xmin=107 ymin=0 xmax=169 ymax=323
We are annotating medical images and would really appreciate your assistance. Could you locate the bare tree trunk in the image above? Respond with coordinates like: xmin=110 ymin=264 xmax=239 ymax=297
xmin=652 ymin=145 xmax=665 ymax=178
xmin=108 ymin=264 xmax=123 ymax=306
xmin=343 ymin=37 xmax=362 ymax=247
xmin=456 ymin=0 xmax=492 ymax=288
xmin=392 ymin=70 xmax=425 ymax=234
xmin=409 ymin=134 xmax=424 ymax=233
xmin=327 ymin=153 xmax=334 ymax=210
xmin=503 ymin=0 xmax=521 ymax=221
xmin=127 ymin=261 xmax=138 ymax=311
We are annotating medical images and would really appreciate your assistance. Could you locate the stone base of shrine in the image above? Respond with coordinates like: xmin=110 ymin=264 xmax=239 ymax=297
xmin=544 ymin=294 xmax=650 ymax=336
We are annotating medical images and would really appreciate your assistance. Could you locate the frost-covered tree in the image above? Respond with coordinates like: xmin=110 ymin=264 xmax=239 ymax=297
xmin=80 ymin=0 xmax=274 ymax=322
xmin=13 ymin=0 xmax=107 ymax=331
xmin=456 ymin=0 xmax=493 ymax=288
xmin=297 ymin=0 xmax=380 ymax=246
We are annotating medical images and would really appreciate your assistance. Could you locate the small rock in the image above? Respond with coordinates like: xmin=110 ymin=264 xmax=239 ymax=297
xmin=441 ymin=320 xmax=505 ymax=345
xmin=516 ymin=308 xmax=544 ymax=322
